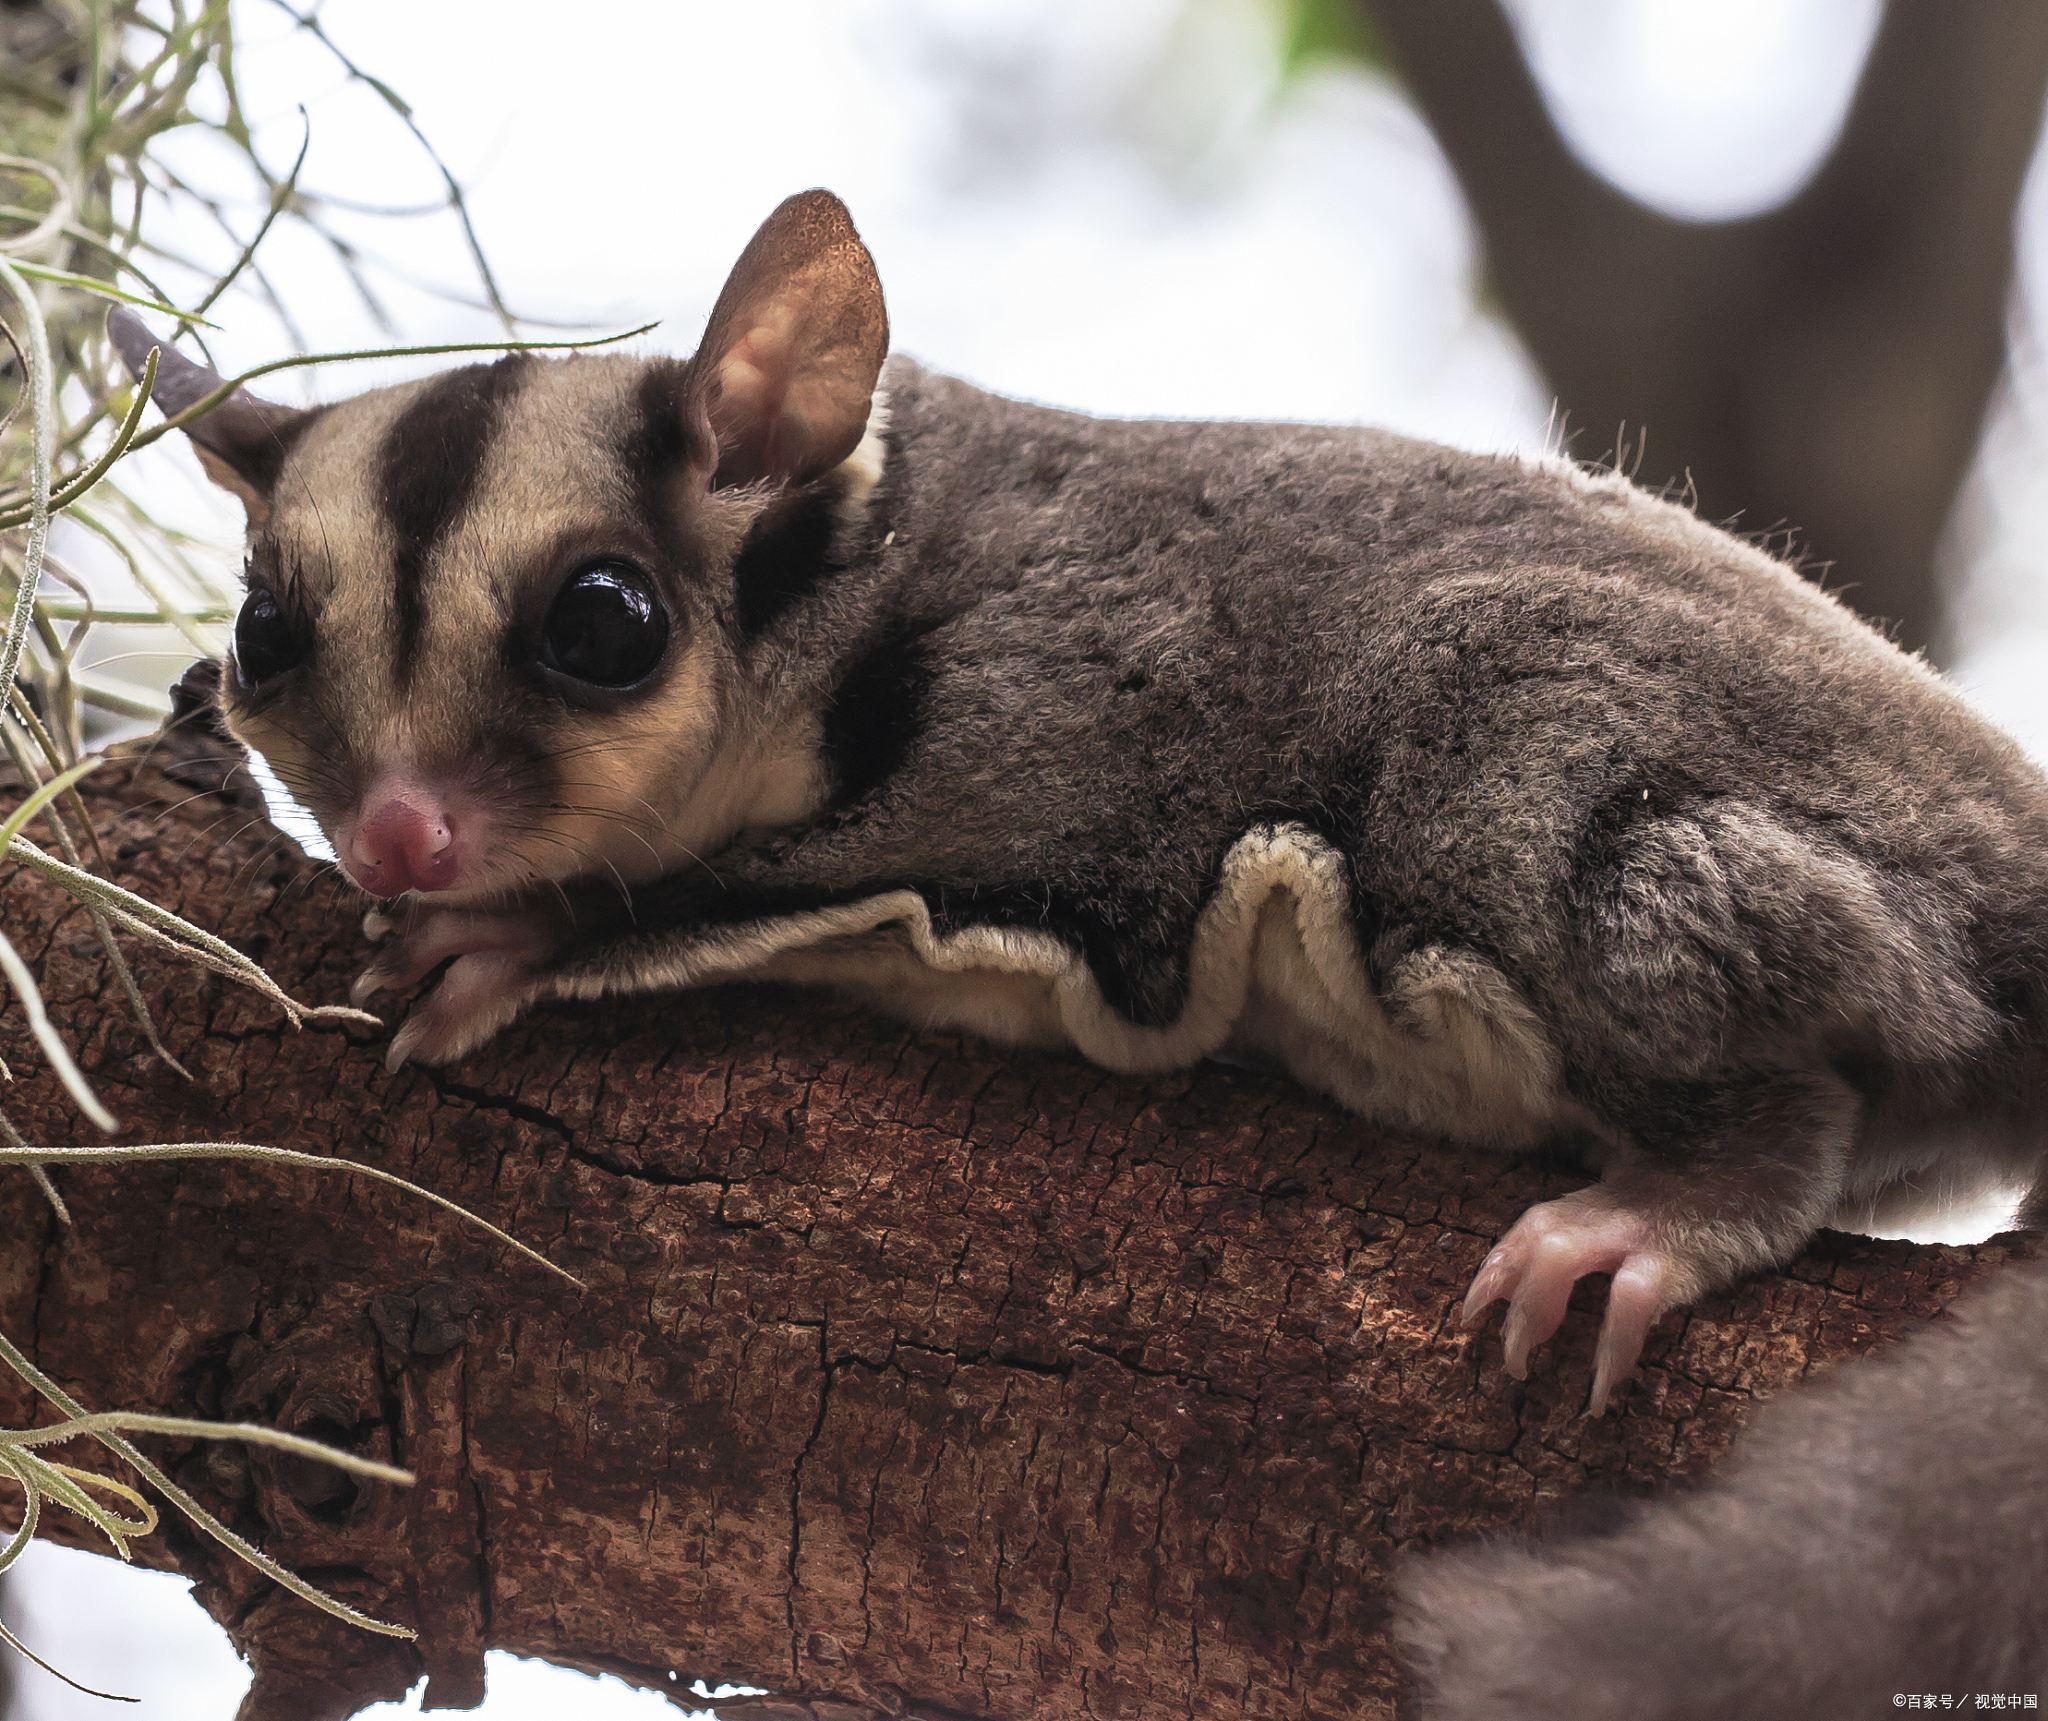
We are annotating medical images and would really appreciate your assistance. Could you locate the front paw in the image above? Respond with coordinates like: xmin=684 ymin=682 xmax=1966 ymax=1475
xmin=352 ymin=904 xmax=565 ymax=1070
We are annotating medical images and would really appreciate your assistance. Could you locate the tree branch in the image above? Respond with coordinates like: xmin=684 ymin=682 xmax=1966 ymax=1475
xmin=0 ymin=722 xmax=2027 ymax=1720
xmin=1362 ymin=0 xmax=2048 ymax=657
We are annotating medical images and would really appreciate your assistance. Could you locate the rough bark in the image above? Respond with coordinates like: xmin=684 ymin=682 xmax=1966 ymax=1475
xmin=0 ymin=720 xmax=2031 ymax=1721
xmin=1360 ymin=0 xmax=2048 ymax=659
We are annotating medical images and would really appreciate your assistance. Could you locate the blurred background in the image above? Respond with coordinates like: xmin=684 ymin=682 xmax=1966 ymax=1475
xmin=5 ymin=0 xmax=2048 ymax=1713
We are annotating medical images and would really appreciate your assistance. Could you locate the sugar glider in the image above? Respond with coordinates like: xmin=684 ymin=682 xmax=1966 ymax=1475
xmin=1394 ymin=1250 xmax=2048 ymax=1714
xmin=109 ymin=190 xmax=2048 ymax=1414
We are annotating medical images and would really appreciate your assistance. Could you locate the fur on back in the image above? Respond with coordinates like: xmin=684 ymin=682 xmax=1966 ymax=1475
xmin=229 ymin=349 xmax=2048 ymax=1219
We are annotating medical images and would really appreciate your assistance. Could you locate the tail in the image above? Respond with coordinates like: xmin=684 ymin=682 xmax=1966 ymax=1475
xmin=1393 ymin=1253 xmax=2048 ymax=1717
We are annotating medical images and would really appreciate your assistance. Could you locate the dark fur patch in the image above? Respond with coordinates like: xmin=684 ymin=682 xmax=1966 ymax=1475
xmin=1564 ymin=763 xmax=1713 ymax=914
xmin=378 ymin=355 xmax=530 ymax=681
xmin=732 ymin=489 xmax=841 ymax=638
xmin=592 ymin=864 xmax=1191 ymax=1026
xmin=818 ymin=619 xmax=943 ymax=809
xmin=170 ymin=655 xmax=227 ymax=735
xmin=220 ymin=406 xmax=323 ymax=497
xmin=922 ymin=879 xmax=1191 ymax=1027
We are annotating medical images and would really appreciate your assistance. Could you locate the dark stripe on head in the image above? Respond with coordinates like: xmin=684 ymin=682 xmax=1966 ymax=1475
xmin=378 ymin=354 xmax=530 ymax=681
xmin=623 ymin=360 xmax=705 ymax=574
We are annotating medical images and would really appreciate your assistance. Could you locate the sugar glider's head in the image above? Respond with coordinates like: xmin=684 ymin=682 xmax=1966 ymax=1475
xmin=111 ymin=189 xmax=888 ymax=904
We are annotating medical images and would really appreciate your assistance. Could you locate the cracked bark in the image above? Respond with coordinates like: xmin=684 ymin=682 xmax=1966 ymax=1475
xmin=0 ymin=716 xmax=2034 ymax=1721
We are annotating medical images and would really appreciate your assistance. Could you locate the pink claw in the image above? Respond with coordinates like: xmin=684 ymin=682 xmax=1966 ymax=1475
xmin=348 ymin=904 xmax=568 ymax=1068
xmin=350 ymin=907 xmax=559 ymax=1007
xmin=1462 ymin=1190 xmax=1680 ymax=1415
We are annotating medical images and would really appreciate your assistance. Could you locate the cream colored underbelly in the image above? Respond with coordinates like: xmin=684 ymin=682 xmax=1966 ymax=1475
xmin=588 ymin=824 xmax=1576 ymax=1150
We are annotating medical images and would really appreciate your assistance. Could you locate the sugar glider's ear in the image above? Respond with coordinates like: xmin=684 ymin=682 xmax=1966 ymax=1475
xmin=105 ymin=308 xmax=316 ymax=527
xmin=683 ymin=189 xmax=888 ymax=489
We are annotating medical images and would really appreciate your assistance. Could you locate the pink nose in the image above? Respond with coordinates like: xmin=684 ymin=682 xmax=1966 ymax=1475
xmin=348 ymin=791 xmax=459 ymax=895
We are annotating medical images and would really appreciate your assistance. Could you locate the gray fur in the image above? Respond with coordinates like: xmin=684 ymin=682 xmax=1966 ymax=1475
xmin=1394 ymin=1253 xmax=2048 ymax=1714
xmin=113 ymin=192 xmax=2048 ymax=1411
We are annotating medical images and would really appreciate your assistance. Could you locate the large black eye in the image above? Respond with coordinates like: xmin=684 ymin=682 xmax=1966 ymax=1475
xmin=234 ymin=589 xmax=305 ymax=688
xmin=541 ymin=563 xmax=669 ymax=687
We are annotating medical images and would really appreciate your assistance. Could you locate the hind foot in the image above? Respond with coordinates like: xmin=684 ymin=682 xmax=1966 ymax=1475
xmin=1462 ymin=1186 xmax=1695 ymax=1416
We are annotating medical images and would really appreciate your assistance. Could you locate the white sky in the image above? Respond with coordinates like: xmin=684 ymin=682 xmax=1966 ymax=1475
xmin=25 ymin=1 xmax=2048 ymax=1714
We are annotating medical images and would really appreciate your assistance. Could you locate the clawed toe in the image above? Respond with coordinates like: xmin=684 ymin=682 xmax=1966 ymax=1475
xmin=350 ymin=943 xmax=443 ymax=1006
xmin=1462 ymin=1192 xmax=1681 ymax=1414
xmin=1588 ymin=1256 xmax=1676 ymax=1415
xmin=384 ymin=952 xmax=542 ymax=1070
xmin=347 ymin=905 xmax=566 ymax=1067
xmin=350 ymin=964 xmax=396 ymax=1007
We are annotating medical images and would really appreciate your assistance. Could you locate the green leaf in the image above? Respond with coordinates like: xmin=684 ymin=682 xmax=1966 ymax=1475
xmin=7 ymin=264 xmax=216 ymax=327
xmin=1275 ymin=0 xmax=1388 ymax=80
xmin=0 ymin=756 xmax=100 ymax=854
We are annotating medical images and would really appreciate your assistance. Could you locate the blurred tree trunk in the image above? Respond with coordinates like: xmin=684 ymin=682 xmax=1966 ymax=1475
xmin=0 ymin=713 xmax=2027 ymax=1720
xmin=1359 ymin=0 xmax=2048 ymax=659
